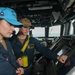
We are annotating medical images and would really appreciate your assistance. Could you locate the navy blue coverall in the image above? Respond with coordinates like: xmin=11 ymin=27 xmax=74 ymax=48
xmin=10 ymin=35 xmax=58 ymax=75
xmin=0 ymin=39 xmax=18 ymax=75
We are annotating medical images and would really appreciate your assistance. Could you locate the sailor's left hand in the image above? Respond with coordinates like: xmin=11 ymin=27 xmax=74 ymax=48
xmin=16 ymin=67 xmax=24 ymax=75
xmin=57 ymin=55 xmax=68 ymax=63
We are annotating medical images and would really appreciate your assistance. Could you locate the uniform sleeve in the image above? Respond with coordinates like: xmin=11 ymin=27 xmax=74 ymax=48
xmin=0 ymin=54 xmax=16 ymax=75
xmin=33 ymin=38 xmax=58 ymax=60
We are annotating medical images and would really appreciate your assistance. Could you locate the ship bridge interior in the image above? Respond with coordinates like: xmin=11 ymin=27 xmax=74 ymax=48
xmin=1 ymin=0 xmax=75 ymax=75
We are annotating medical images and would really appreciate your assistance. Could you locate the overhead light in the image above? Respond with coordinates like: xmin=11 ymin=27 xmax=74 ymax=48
xmin=28 ymin=6 xmax=53 ymax=10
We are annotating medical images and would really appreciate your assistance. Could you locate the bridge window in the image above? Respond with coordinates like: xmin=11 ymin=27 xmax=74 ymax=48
xmin=69 ymin=20 xmax=74 ymax=35
xmin=49 ymin=25 xmax=61 ymax=37
xmin=32 ymin=27 xmax=45 ymax=37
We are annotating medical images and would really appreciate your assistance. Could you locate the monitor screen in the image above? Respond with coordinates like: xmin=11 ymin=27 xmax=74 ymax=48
xmin=57 ymin=45 xmax=72 ymax=56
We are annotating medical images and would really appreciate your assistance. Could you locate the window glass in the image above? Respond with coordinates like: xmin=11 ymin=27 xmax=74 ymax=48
xmin=32 ymin=27 xmax=45 ymax=37
xmin=69 ymin=20 xmax=74 ymax=35
xmin=49 ymin=25 xmax=61 ymax=37
xmin=15 ymin=28 xmax=19 ymax=34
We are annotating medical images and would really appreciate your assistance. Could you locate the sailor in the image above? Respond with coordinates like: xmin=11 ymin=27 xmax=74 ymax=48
xmin=0 ymin=7 xmax=24 ymax=75
xmin=10 ymin=17 xmax=68 ymax=75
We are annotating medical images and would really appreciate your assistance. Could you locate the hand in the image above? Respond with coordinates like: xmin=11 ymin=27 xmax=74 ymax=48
xmin=17 ymin=57 xmax=22 ymax=66
xmin=57 ymin=55 xmax=68 ymax=63
xmin=16 ymin=67 xmax=24 ymax=75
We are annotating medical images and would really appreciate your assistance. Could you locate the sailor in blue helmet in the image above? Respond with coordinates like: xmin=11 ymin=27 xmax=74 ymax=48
xmin=10 ymin=17 xmax=68 ymax=75
xmin=0 ymin=7 xmax=24 ymax=75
